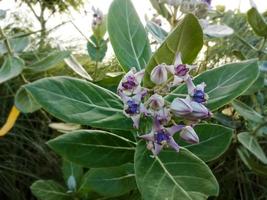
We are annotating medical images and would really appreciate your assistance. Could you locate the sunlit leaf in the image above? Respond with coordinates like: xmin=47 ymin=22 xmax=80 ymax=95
xmin=166 ymin=59 xmax=259 ymax=111
xmin=143 ymin=14 xmax=203 ymax=87
xmin=22 ymin=76 xmax=133 ymax=130
xmin=0 ymin=55 xmax=24 ymax=84
xmin=108 ymin=0 xmax=151 ymax=71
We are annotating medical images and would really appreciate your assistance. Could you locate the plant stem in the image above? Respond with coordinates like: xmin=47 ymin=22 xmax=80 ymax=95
xmin=94 ymin=61 xmax=99 ymax=79
xmin=235 ymin=33 xmax=258 ymax=51
xmin=0 ymin=27 xmax=13 ymax=55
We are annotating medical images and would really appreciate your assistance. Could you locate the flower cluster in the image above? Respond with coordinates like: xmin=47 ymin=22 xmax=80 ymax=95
xmin=118 ymin=53 xmax=211 ymax=156
xmin=159 ymin=0 xmax=212 ymax=19
xmin=91 ymin=7 xmax=104 ymax=29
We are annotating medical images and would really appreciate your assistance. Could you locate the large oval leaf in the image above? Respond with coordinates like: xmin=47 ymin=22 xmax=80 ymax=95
xmin=22 ymin=76 xmax=133 ymax=130
xmin=79 ymin=163 xmax=136 ymax=197
xmin=143 ymin=14 xmax=203 ymax=87
xmin=134 ymin=142 xmax=219 ymax=200
xmin=177 ymin=124 xmax=233 ymax=162
xmin=47 ymin=130 xmax=135 ymax=168
xmin=166 ymin=59 xmax=259 ymax=111
xmin=31 ymin=180 xmax=70 ymax=200
xmin=0 ymin=56 xmax=24 ymax=84
xmin=108 ymin=0 xmax=151 ymax=71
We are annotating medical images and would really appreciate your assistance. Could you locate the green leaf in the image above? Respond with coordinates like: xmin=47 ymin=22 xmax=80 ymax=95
xmin=94 ymin=72 xmax=124 ymax=92
xmin=237 ymin=147 xmax=267 ymax=177
xmin=15 ymin=87 xmax=41 ymax=113
xmin=93 ymin=15 xmax=107 ymax=39
xmin=31 ymin=180 xmax=70 ymax=200
xmin=203 ymin=24 xmax=234 ymax=38
xmin=0 ymin=55 xmax=24 ymax=84
xmin=166 ymin=59 xmax=259 ymax=111
xmin=0 ymin=9 xmax=6 ymax=19
xmin=108 ymin=0 xmax=151 ymax=71
xmin=143 ymin=14 xmax=203 ymax=88
xmin=149 ymin=0 xmax=171 ymax=21
xmin=26 ymin=51 xmax=71 ymax=72
xmin=237 ymin=132 xmax=267 ymax=164
xmin=0 ymin=36 xmax=30 ymax=54
xmin=47 ymin=130 xmax=135 ymax=168
xmin=232 ymin=100 xmax=264 ymax=123
xmin=62 ymin=159 xmax=83 ymax=190
xmin=135 ymin=143 xmax=219 ymax=200
xmin=79 ymin=163 xmax=136 ymax=197
xmin=22 ymin=76 xmax=133 ymax=130
xmin=87 ymin=35 xmax=107 ymax=62
xmin=63 ymin=54 xmax=92 ymax=81
xmin=242 ymin=73 xmax=264 ymax=95
xmin=146 ymin=21 xmax=167 ymax=43
xmin=178 ymin=124 xmax=233 ymax=162
xmin=247 ymin=8 xmax=267 ymax=37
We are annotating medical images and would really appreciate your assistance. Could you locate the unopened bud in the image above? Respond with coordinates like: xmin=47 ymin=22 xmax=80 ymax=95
xmin=147 ymin=94 xmax=165 ymax=110
xmin=180 ymin=126 xmax=199 ymax=143
xmin=170 ymin=98 xmax=193 ymax=116
xmin=150 ymin=64 xmax=168 ymax=85
xmin=187 ymin=101 xmax=211 ymax=119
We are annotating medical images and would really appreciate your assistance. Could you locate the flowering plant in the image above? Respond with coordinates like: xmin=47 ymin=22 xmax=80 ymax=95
xmin=118 ymin=53 xmax=211 ymax=156
xmin=14 ymin=0 xmax=259 ymax=199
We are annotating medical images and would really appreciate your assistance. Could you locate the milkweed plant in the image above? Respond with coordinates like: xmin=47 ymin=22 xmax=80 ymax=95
xmin=10 ymin=0 xmax=260 ymax=199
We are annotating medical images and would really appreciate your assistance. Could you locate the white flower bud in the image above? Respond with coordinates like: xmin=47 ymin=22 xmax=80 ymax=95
xmin=150 ymin=64 xmax=168 ymax=85
xmin=180 ymin=126 xmax=199 ymax=143
xmin=170 ymin=98 xmax=193 ymax=116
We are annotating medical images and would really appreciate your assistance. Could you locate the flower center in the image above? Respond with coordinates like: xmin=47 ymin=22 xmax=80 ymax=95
xmin=155 ymin=130 xmax=170 ymax=144
xmin=125 ymin=100 xmax=140 ymax=115
xmin=122 ymin=76 xmax=137 ymax=90
xmin=175 ymin=64 xmax=189 ymax=76
xmin=192 ymin=90 xmax=206 ymax=103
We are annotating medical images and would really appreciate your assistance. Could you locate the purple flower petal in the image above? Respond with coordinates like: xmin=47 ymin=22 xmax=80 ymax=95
xmin=166 ymin=125 xmax=185 ymax=136
xmin=153 ymin=143 xmax=163 ymax=156
xmin=168 ymin=137 xmax=180 ymax=152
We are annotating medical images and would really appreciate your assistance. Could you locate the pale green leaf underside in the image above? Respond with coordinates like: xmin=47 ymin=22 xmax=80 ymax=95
xmin=146 ymin=21 xmax=168 ymax=43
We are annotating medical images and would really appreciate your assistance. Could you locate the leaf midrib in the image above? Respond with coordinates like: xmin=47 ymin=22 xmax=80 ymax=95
xmin=27 ymin=86 xmax=123 ymax=113
xmin=155 ymin=156 xmax=192 ymax=200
